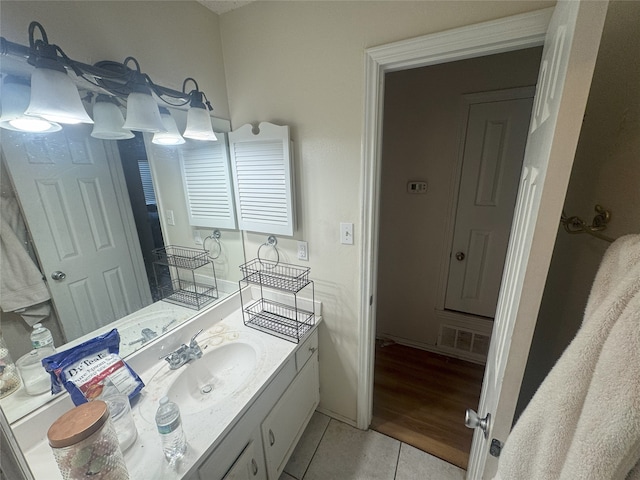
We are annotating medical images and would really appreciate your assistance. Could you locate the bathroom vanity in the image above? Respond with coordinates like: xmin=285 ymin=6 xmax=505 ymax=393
xmin=9 ymin=289 xmax=321 ymax=480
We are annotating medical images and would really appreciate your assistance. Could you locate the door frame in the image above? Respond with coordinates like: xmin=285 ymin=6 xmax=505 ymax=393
xmin=357 ymin=8 xmax=553 ymax=428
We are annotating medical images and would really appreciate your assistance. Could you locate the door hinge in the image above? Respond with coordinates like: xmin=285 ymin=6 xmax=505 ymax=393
xmin=490 ymin=438 xmax=503 ymax=457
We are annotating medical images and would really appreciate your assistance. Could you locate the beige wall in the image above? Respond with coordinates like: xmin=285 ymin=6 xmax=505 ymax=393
xmin=516 ymin=0 xmax=640 ymax=417
xmin=377 ymin=48 xmax=542 ymax=347
xmin=220 ymin=0 xmax=554 ymax=423
xmin=0 ymin=1 xmax=229 ymax=119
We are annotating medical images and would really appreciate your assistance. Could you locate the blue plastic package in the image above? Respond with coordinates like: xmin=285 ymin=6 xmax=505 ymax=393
xmin=42 ymin=329 xmax=144 ymax=406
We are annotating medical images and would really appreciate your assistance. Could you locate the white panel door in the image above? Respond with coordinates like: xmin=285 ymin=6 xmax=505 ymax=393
xmin=2 ymin=126 xmax=151 ymax=340
xmin=467 ymin=1 xmax=608 ymax=478
xmin=446 ymin=97 xmax=533 ymax=318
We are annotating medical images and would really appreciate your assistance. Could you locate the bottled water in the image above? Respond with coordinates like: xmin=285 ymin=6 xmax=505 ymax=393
xmin=155 ymin=396 xmax=187 ymax=464
xmin=30 ymin=323 xmax=55 ymax=351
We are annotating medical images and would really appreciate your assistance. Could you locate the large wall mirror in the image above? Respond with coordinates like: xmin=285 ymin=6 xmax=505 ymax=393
xmin=0 ymin=94 xmax=245 ymax=423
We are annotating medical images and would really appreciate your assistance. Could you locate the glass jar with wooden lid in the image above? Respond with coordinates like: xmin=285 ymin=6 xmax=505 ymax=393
xmin=47 ymin=400 xmax=129 ymax=479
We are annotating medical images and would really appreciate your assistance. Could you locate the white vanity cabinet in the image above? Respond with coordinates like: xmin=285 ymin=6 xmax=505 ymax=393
xmin=193 ymin=329 xmax=319 ymax=480
xmin=262 ymin=338 xmax=319 ymax=479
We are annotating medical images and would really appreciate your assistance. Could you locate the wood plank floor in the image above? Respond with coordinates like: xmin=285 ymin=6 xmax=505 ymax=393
xmin=371 ymin=342 xmax=485 ymax=470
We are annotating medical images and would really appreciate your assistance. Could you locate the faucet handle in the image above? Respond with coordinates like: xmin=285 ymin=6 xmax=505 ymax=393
xmin=190 ymin=329 xmax=204 ymax=347
xmin=190 ymin=329 xmax=204 ymax=359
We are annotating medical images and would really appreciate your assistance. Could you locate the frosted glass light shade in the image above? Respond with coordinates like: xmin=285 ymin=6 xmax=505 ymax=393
xmin=152 ymin=109 xmax=185 ymax=145
xmin=91 ymin=98 xmax=134 ymax=140
xmin=0 ymin=80 xmax=62 ymax=133
xmin=122 ymin=91 xmax=166 ymax=133
xmin=183 ymin=106 xmax=217 ymax=141
xmin=24 ymin=68 xmax=93 ymax=125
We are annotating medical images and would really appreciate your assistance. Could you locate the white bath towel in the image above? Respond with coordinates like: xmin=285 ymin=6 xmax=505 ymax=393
xmin=494 ymin=234 xmax=640 ymax=480
xmin=0 ymin=197 xmax=51 ymax=322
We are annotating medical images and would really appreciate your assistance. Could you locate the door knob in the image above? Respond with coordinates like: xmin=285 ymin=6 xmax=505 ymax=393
xmin=465 ymin=408 xmax=490 ymax=438
xmin=51 ymin=271 xmax=66 ymax=281
xmin=455 ymin=251 xmax=465 ymax=261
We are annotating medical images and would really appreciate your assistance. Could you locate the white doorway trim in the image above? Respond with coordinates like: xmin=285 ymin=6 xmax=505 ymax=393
xmin=357 ymin=8 xmax=553 ymax=429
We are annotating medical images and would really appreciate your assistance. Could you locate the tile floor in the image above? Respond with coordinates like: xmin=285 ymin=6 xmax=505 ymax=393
xmin=280 ymin=412 xmax=466 ymax=480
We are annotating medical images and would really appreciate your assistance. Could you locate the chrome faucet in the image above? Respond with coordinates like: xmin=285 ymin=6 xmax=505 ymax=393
xmin=162 ymin=329 xmax=204 ymax=370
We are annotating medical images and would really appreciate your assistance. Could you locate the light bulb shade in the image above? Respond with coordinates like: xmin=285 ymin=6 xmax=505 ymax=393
xmin=183 ymin=106 xmax=217 ymax=141
xmin=91 ymin=97 xmax=134 ymax=140
xmin=0 ymin=80 xmax=62 ymax=133
xmin=152 ymin=109 xmax=185 ymax=145
xmin=122 ymin=91 xmax=166 ymax=133
xmin=24 ymin=68 xmax=93 ymax=125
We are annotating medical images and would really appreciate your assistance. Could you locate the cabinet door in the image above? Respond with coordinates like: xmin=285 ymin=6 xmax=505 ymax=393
xmin=223 ymin=439 xmax=267 ymax=480
xmin=261 ymin=353 xmax=319 ymax=479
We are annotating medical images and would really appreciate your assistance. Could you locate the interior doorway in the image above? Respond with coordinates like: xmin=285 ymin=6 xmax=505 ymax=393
xmin=117 ymin=132 xmax=168 ymax=301
xmin=371 ymin=47 xmax=541 ymax=469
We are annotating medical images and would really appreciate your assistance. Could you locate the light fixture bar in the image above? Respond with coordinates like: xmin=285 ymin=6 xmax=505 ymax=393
xmin=0 ymin=22 xmax=212 ymax=112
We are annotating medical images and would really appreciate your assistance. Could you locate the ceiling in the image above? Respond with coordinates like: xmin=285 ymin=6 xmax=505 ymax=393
xmin=197 ymin=1 xmax=255 ymax=15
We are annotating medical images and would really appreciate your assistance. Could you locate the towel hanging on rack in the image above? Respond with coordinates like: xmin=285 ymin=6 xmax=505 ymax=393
xmin=0 ymin=197 xmax=51 ymax=325
xmin=493 ymin=234 xmax=640 ymax=480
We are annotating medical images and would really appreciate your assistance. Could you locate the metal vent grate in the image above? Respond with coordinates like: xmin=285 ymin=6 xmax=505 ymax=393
xmin=438 ymin=324 xmax=490 ymax=360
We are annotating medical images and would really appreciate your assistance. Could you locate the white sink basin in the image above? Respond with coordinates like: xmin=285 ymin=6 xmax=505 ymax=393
xmin=165 ymin=342 xmax=258 ymax=413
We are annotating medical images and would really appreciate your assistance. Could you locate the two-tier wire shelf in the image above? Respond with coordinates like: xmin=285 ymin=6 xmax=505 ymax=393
xmin=239 ymin=259 xmax=315 ymax=343
xmin=152 ymin=246 xmax=218 ymax=310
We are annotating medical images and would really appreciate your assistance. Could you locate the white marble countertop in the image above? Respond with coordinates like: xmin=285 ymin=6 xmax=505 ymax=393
xmin=12 ymin=290 xmax=320 ymax=480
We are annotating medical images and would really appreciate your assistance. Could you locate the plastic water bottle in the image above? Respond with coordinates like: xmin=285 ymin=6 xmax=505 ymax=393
xmin=155 ymin=396 xmax=187 ymax=463
xmin=30 ymin=323 xmax=55 ymax=351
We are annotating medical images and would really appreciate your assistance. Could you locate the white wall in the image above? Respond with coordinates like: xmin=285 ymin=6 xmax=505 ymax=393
xmin=377 ymin=48 xmax=542 ymax=348
xmin=516 ymin=0 xmax=640 ymax=417
xmin=219 ymin=0 xmax=554 ymax=423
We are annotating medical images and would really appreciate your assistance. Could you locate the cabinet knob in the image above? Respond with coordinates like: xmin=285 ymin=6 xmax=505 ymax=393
xmin=251 ymin=459 xmax=258 ymax=476
xmin=455 ymin=251 xmax=465 ymax=261
xmin=268 ymin=429 xmax=275 ymax=446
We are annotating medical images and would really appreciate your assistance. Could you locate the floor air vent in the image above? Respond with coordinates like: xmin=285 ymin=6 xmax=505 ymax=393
xmin=438 ymin=324 xmax=490 ymax=363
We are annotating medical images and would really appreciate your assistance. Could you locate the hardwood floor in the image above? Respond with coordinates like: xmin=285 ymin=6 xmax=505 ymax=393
xmin=371 ymin=342 xmax=485 ymax=470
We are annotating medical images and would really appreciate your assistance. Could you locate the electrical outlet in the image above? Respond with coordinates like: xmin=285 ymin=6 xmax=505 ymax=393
xmin=340 ymin=222 xmax=354 ymax=245
xmin=194 ymin=230 xmax=203 ymax=245
xmin=166 ymin=210 xmax=175 ymax=226
xmin=298 ymin=241 xmax=309 ymax=261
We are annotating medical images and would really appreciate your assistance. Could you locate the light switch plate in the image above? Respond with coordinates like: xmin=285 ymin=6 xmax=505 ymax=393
xmin=340 ymin=222 xmax=354 ymax=245
xmin=166 ymin=209 xmax=175 ymax=226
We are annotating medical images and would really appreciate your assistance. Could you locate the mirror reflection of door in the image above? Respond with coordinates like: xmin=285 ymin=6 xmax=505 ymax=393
xmin=117 ymin=132 xmax=168 ymax=302
xmin=2 ymin=126 xmax=152 ymax=340
xmin=445 ymin=91 xmax=534 ymax=319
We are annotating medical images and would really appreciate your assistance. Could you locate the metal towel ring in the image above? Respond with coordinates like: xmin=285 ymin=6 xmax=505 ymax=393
xmin=203 ymin=230 xmax=222 ymax=260
xmin=257 ymin=235 xmax=279 ymax=267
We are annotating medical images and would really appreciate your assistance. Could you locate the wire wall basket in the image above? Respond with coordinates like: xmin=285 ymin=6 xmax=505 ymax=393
xmin=239 ymin=256 xmax=315 ymax=343
xmin=243 ymin=298 xmax=315 ymax=343
xmin=240 ymin=259 xmax=310 ymax=292
xmin=152 ymin=246 xmax=210 ymax=269
xmin=158 ymin=279 xmax=218 ymax=310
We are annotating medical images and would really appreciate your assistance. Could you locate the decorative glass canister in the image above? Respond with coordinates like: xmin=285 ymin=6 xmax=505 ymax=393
xmin=0 ymin=334 xmax=21 ymax=398
xmin=47 ymin=400 xmax=129 ymax=480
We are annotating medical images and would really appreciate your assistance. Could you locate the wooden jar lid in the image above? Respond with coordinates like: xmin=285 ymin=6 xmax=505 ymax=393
xmin=47 ymin=400 xmax=109 ymax=448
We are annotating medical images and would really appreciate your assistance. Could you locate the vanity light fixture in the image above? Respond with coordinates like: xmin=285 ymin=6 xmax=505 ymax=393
xmin=183 ymin=78 xmax=217 ymax=141
xmin=0 ymin=76 xmax=62 ymax=133
xmin=90 ymin=94 xmax=134 ymax=140
xmin=22 ymin=22 xmax=93 ymax=125
xmin=121 ymin=57 xmax=166 ymax=133
xmin=152 ymin=107 xmax=185 ymax=145
xmin=0 ymin=21 xmax=218 ymax=140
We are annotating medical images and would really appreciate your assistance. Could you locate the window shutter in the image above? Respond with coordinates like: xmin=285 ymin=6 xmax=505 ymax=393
xmin=229 ymin=123 xmax=295 ymax=236
xmin=179 ymin=134 xmax=237 ymax=229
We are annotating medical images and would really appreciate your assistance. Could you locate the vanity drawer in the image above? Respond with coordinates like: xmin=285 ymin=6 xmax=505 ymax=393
xmin=295 ymin=329 xmax=318 ymax=371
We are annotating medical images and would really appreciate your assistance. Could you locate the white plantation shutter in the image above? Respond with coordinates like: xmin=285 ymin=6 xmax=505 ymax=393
xmin=229 ymin=123 xmax=295 ymax=236
xmin=179 ymin=134 xmax=237 ymax=229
